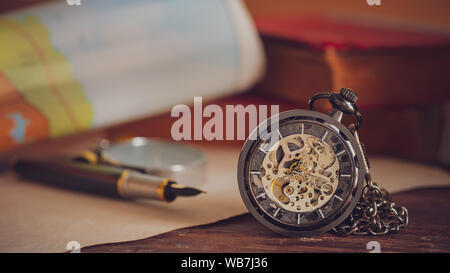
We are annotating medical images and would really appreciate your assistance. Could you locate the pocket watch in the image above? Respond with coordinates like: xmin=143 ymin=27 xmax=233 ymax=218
xmin=237 ymin=88 xmax=408 ymax=236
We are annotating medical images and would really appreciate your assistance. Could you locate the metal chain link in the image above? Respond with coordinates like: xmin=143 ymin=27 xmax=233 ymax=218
xmin=308 ymin=89 xmax=409 ymax=236
xmin=333 ymin=180 xmax=409 ymax=235
xmin=333 ymin=123 xmax=409 ymax=236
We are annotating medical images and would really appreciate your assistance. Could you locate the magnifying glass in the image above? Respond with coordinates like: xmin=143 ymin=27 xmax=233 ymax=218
xmin=77 ymin=137 xmax=207 ymax=187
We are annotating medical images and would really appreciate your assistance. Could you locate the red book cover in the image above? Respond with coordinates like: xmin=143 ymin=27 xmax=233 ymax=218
xmin=255 ymin=16 xmax=450 ymax=50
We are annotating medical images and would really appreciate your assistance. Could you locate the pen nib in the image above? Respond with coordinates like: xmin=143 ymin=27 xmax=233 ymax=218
xmin=168 ymin=183 xmax=205 ymax=197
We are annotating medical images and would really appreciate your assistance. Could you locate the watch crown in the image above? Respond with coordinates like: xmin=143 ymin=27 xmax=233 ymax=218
xmin=340 ymin=88 xmax=358 ymax=103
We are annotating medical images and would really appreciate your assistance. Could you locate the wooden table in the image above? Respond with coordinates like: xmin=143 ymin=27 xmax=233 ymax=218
xmin=83 ymin=187 xmax=450 ymax=253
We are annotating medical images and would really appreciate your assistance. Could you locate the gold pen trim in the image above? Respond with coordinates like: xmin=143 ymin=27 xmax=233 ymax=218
xmin=116 ymin=170 xmax=131 ymax=198
xmin=157 ymin=179 xmax=170 ymax=201
xmin=78 ymin=151 xmax=99 ymax=164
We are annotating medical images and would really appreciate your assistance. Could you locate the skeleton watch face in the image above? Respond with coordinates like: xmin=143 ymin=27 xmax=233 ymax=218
xmin=238 ymin=110 xmax=365 ymax=236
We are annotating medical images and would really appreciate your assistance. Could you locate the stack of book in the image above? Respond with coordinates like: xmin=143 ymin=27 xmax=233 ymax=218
xmin=251 ymin=16 xmax=450 ymax=164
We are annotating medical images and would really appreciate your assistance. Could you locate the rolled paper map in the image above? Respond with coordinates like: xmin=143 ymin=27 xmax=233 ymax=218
xmin=0 ymin=0 xmax=265 ymax=151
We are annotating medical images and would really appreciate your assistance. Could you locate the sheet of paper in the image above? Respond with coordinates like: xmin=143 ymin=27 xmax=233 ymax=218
xmin=0 ymin=145 xmax=449 ymax=252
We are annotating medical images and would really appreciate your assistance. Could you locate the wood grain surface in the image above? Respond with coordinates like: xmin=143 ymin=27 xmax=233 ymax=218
xmin=83 ymin=187 xmax=450 ymax=253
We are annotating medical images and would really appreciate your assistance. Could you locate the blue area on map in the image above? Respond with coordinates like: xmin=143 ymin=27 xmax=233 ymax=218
xmin=7 ymin=113 xmax=29 ymax=143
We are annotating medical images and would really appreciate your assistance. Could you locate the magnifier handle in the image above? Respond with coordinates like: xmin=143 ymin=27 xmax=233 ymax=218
xmin=74 ymin=150 xmax=148 ymax=173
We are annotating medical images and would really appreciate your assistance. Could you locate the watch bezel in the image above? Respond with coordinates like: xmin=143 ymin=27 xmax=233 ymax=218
xmin=237 ymin=109 xmax=366 ymax=236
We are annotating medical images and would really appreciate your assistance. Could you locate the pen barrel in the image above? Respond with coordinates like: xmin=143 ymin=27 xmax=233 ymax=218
xmin=14 ymin=159 xmax=176 ymax=201
xmin=14 ymin=159 xmax=125 ymax=198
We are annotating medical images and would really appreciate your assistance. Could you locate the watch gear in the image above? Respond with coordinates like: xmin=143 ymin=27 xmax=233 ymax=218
xmin=261 ymin=134 xmax=339 ymax=212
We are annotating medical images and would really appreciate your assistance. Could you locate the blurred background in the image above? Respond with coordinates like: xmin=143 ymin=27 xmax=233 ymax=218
xmin=1 ymin=0 xmax=450 ymax=253
xmin=1 ymin=0 xmax=449 ymax=168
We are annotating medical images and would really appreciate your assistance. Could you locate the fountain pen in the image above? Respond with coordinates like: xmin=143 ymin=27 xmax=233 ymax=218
xmin=13 ymin=158 xmax=205 ymax=202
